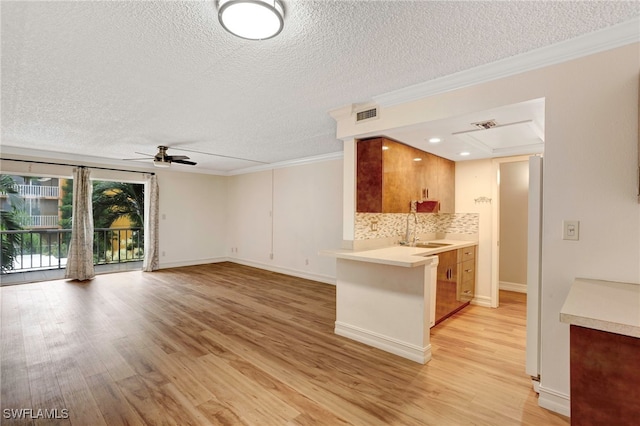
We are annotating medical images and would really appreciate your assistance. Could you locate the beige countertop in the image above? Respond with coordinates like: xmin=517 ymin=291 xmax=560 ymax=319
xmin=321 ymin=239 xmax=477 ymax=268
xmin=560 ymin=278 xmax=640 ymax=338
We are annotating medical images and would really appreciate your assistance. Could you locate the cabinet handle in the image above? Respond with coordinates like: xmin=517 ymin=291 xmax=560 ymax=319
xmin=464 ymin=290 xmax=471 ymax=294
xmin=465 ymin=269 xmax=472 ymax=273
xmin=464 ymin=251 xmax=471 ymax=255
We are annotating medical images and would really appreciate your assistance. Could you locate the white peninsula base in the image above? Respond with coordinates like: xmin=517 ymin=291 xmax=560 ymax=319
xmin=334 ymin=255 xmax=438 ymax=364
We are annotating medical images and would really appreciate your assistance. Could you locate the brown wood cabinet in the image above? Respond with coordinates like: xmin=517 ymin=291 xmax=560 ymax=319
xmin=570 ymin=325 xmax=640 ymax=425
xmin=435 ymin=246 xmax=476 ymax=325
xmin=356 ymin=137 xmax=455 ymax=213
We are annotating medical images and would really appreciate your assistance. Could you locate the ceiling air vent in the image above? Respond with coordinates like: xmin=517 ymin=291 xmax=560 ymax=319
xmin=472 ymin=119 xmax=497 ymax=130
xmin=355 ymin=107 xmax=379 ymax=123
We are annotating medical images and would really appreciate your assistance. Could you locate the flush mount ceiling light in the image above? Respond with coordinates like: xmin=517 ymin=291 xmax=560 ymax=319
xmin=218 ymin=0 xmax=284 ymax=40
xmin=428 ymin=137 xmax=442 ymax=143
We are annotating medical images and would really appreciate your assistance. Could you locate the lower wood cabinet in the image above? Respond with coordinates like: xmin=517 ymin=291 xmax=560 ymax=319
xmin=435 ymin=246 xmax=476 ymax=325
xmin=570 ymin=325 xmax=640 ymax=424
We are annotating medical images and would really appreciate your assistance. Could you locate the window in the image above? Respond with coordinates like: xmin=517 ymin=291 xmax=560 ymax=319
xmin=0 ymin=174 xmax=145 ymax=274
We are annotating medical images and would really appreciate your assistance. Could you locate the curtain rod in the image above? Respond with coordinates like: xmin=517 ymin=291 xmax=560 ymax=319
xmin=0 ymin=158 xmax=155 ymax=176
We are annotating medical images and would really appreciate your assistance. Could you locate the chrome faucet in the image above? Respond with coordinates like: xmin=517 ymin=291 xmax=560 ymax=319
xmin=404 ymin=211 xmax=418 ymax=246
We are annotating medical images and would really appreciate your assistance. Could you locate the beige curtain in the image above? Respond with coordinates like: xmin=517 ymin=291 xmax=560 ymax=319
xmin=65 ymin=167 xmax=95 ymax=281
xmin=143 ymin=174 xmax=159 ymax=272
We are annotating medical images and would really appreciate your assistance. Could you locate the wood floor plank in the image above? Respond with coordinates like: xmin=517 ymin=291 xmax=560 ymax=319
xmin=0 ymin=263 xmax=569 ymax=425
xmin=52 ymin=354 xmax=107 ymax=426
xmin=116 ymin=375 xmax=179 ymax=426
xmin=85 ymin=372 xmax=145 ymax=426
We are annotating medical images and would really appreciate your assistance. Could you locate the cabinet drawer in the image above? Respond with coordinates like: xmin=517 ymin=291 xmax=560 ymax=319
xmin=459 ymin=278 xmax=474 ymax=302
xmin=458 ymin=246 xmax=476 ymax=262
xmin=461 ymin=259 xmax=475 ymax=283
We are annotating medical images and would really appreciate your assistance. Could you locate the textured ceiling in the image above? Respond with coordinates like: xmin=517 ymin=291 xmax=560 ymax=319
xmin=2 ymin=1 xmax=639 ymax=173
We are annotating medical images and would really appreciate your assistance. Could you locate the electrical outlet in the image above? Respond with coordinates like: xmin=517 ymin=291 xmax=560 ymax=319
xmin=563 ymin=220 xmax=579 ymax=241
xmin=305 ymin=258 xmax=309 ymax=265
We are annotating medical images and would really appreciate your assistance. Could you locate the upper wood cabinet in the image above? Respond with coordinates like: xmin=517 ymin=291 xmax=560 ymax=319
xmin=356 ymin=137 xmax=455 ymax=213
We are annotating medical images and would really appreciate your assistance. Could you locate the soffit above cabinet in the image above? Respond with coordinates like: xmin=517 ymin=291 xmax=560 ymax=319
xmin=380 ymin=98 xmax=545 ymax=162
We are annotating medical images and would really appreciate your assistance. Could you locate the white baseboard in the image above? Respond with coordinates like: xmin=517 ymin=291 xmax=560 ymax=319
xmin=158 ymin=257 xmax=227 ymax=269
xmin=500 ymin=280 xmax=527 ymax=293
xmin=227 ymin=258 xmax=337 ymax=286
xmin=335 ymin=321 xmax=431 ymax=364
xmin=471 ymin=294 xmax=492 ymax=307
xmin=538 ymin=384 xmax=571 ymax=417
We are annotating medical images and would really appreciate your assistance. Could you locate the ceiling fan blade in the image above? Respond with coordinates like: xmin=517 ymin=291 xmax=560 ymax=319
xmin=134 ymin=152 xmax=155 ymax=157
xmin=167 ymin=155 xmax=190 ymax=161
xmin=172 ymin=159 xmax=197 ymax=166
xmin=174 ymin=147 xmax=268 ymax=164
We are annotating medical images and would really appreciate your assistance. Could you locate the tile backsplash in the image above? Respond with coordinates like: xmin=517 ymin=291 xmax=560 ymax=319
xmin=355 ymin=212 xmax=479 ymax=240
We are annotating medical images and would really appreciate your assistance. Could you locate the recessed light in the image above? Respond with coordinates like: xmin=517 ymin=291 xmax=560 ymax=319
xmin=413 ymin=157 xmax=422 ymax=162
xmin=428 ymin=137 xmax=441 ymax=143
xmin=459 ymin=151 xmax=470 ymax=156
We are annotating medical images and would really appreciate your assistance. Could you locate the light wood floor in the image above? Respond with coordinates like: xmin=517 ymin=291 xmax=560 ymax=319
xmin=1 ymin=263 xmax=569 ymax=425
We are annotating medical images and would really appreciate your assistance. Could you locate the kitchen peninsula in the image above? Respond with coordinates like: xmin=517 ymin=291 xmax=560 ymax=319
xmin=324 ymin=240 xmax=477 ymax=364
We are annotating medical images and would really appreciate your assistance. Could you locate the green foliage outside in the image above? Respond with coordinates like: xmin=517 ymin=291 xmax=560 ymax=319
xmin=92 ymin=181 xmax=144 ymax=229
xmin=2 ymin=176 xmax=145 ymax=272
xmin=60 ymin=180 xmax=145 ymax=264
xmin=0 ymin=175 xmax=23 ymax=272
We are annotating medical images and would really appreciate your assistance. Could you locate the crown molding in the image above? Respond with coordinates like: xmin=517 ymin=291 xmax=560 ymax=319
xmin=374 ymin=17 xmax=640 ymax=108
xmin=226 ymin=151 xmax=344 ymax=176
xmin=0 ymin=145 xmax=230 ymax=176
xmin=0 ymin=145 xmax=344 ymax=176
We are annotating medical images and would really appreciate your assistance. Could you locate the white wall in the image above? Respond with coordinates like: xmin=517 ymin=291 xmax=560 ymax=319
xmin=455 ymin=159 xmax=495 ymax=307
xmin=335 ymin=43 xmax=640 ymax=415
xmin=226 ymin=170 xmax=274 ymax=264
xmin=499 ymin=161 xmax=529 ymax=288
xmin=155 ymin=170 xmax=228 ymax=268
xmin=227 ymin=159 xmax=343 ymax=284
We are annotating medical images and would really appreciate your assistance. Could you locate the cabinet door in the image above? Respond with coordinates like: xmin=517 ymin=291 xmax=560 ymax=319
xmin=356 ymin=139 xmax=383 ymax=212
xmin=435 ymin=250 xmax=458 ymax=323
xmin=437 ymin=157 xmax=455 ymax=213
xmin=382 ymin=139 xmax=414 ymax=212
xmin=415 ymin=149 xmax=437 ymax=203
xmin=436 ymin=250 xmax=457 ymax=283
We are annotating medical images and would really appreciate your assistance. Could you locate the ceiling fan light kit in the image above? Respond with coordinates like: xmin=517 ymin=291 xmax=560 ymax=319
xmin=153 ymin=160 xmax=171 ymax=168
xmin=218 ymin=0 xmax=284 ymax=40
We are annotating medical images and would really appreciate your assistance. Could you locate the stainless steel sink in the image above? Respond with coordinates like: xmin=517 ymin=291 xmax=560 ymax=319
xmin=415 ymin=242 xmax=452 ymax=249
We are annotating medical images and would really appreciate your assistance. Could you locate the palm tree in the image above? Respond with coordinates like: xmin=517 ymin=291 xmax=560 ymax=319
xmin=91 ymin=181 xmax=145 ymax=263
xmin=60 ymin=180 xmax=145 ymax=229
xmin=92 ymin=181 xmax=144 ymax=229
xmin=0 ymin=175 xmax=23 ymax=272
xmin=59 ymin=180 xmax=145 ymax=263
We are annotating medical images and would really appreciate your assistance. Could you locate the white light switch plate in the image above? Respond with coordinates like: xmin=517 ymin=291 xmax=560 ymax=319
xmin=563 ymin=220 xmax=579 ymax=241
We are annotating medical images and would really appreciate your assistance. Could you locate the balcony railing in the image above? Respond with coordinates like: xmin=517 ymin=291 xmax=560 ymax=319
xmin=18 ymin=215 xmax=60 ymax=228
xmin=0 ymin=227 xmax=144 ymax=274
xmin=14 ymin=184 xmax=60 ymax=198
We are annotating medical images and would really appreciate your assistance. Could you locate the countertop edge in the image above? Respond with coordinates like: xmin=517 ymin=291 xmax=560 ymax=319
xmin=320 ymin=240 xmax=477 ymax=268
xmin=560 ymin=278 xmax=640 ymax=338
